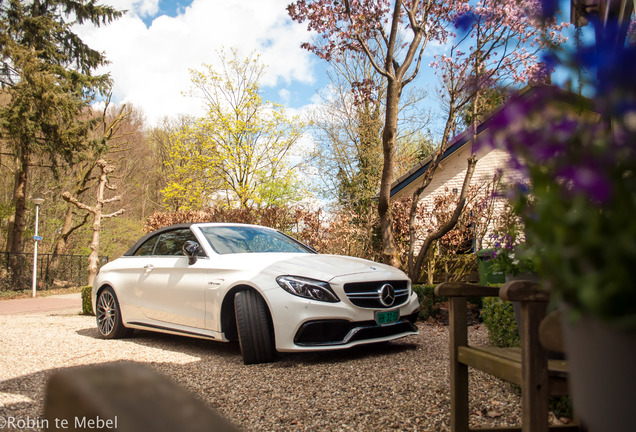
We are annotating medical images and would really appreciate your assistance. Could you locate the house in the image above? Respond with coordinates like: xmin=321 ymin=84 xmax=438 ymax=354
xmin=390 ymin=85 xmax=591 ymax=254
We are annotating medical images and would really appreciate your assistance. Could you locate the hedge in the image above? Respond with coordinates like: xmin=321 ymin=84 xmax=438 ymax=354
xmin=412 ymin=285 xmax=443 ymax=320
xmin=81 ymin=286 xmax=94 ymax=316
xmin=481 ymin=296 xmax=520 ymax=347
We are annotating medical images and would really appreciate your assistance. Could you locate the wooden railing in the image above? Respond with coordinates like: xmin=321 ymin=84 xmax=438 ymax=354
xmin=435 ymin=280 xmax=580 ymax=432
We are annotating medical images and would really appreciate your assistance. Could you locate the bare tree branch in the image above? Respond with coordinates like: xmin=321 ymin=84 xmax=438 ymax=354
xmin=62 ymin=192 xmax=93 ymax=213
xmin=103 ymin=209 xmax=126 ymax=218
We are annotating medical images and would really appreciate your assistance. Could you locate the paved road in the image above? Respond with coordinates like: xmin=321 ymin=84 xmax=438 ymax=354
xmin=0 ymin=292 xmax=82 ymax=315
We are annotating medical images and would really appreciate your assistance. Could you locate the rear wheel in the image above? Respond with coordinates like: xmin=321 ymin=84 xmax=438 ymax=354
xmin=234 ymin=290 xmax=276 ymax=365
xmin=96 ymin=287 xmax=130 ymax=339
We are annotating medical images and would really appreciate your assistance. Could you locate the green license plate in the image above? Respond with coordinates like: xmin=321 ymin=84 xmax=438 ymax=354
xmin=375 ymin=309 xmax=399 ymax=325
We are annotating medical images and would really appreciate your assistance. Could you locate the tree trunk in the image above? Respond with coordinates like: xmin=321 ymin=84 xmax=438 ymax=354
xmin=54 ymin=206 xmax=75 ymax=256
xmin=63 ymin=160 xmax=124 ymax=286
xmin=86 ymin=162 xmax=110 ymax=286
xmin=9 ymin=155 xmax=28 ymax=254
xmin=46 ymin=205 xmax=88 ymax=283
xmin=47 ymin=160 xmax=96 ymax=283
xmin=407 ymin=104 xmax=457 ymax=277
xmin=378 ymin=78 xmax=401 ymax=268
xmin=410 ymin=157 xmax=477 ymax=282
xmin=8 ymin=154 xmax=29 ymax=287
xmin=46 ymin=206 xmax=74 ymax=283
xmin=87 ymin=219 xmax=101 ymax=286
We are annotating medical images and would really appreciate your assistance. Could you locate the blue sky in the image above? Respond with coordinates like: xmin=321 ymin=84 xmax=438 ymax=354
xmin=75 ymin=0 xmax=329 ymax=126
xmin=74 ymin=1 xmax=581 ymax=132
xmin=146 ymin=0 xmax=189 ymax=21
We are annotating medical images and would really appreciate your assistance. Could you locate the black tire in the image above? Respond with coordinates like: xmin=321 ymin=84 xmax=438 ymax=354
xmin=96 ymin=287 xmax=129 ymax=339
xmin=234 ymin=290 xmax=276 ymax=365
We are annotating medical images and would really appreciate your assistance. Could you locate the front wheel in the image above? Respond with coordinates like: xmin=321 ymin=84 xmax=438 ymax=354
xmin=234 ymin=290 xmax=276 ymax=365
xmin=96 ymin=287 xmax=130 ymax=339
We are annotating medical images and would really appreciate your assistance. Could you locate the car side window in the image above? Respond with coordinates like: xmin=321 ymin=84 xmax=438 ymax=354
xmin=153 ymin=229 xmax=204 ymax=257
xmin=133 ymin=237 xmax=159 ymax=256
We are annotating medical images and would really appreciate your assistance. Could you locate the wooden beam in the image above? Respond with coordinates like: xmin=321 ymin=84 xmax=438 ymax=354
xmin=450 ymin=297 xmax=470 ymax=432
xmin=458 ymin=347 xmax=523 ymax=386
xmin=500 ymin=281 xmax=550 ymax=302
xmin=520 ymin=301 xmax=549 ymax=432
xmin=436 ymin=282 xmax=500 ymax=298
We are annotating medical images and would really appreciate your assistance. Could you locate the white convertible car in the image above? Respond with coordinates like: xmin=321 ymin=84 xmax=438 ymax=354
xmin=92 ymin=223 xmax=420 ymax=364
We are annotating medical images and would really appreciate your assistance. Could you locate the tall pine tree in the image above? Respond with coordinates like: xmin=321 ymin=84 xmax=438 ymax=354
xmin=0 ymin=0 xmax=121 ymax=281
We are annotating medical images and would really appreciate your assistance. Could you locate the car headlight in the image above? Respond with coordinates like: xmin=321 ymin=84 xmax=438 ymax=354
xmin=276 ymin=276 xmax=340 ymax=303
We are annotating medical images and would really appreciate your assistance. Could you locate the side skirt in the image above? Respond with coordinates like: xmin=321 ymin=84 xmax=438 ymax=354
xmin=127 ymin=321 xmax=226 ymax=342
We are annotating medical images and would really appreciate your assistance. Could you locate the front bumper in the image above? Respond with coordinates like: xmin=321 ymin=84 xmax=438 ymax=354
xmin=265 ymin=287 xmax=421 ymax=352
xmin=294 ymin=310 xmax=419 ymax=346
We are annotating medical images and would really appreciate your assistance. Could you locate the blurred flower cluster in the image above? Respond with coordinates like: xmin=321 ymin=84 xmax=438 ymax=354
xmin=483 ymin=1 xmax=636 ymax=328
xmin=481 ymin=200 xmax=535 ymax=277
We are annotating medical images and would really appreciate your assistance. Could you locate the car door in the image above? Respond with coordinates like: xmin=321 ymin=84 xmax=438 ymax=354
xmin=134 ymin=228 xmax=208 ymax=329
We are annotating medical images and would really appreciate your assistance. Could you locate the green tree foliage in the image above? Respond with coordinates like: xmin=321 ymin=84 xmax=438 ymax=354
xmin=0 ymin=0 xmax=121 ymax=269
xmin=311 ymin=66 xmax=384 ymax=217
xmin=147 ymin=116 xmax=195 ymax=211
xmin=310 ymin=50 xmax=433 ymax=222
xmin=162 ymin=49 xmax=307 ymax=210
xmin=160 ymin=118 xmax=221 ymax=210
xmin=0 ymin=99 xmax=165 ymax=288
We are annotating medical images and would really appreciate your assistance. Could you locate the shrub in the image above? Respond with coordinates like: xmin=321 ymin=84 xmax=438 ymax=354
xmin=81 ymin=286 xmax=94 ymax=315
xmin=481 ymin=297 xmax=520 ymax=347
xmin=143 ymin=207 xmax=379 ymax=260
xmin=413 ymin=284 xmax=484 ymax=321
xmin=413 ymin=285 xmax=446 ymax=320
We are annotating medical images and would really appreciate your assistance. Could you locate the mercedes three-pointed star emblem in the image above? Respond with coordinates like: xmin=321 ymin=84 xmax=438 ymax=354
xmin=379 ymin=283 xmax=396 ymax=307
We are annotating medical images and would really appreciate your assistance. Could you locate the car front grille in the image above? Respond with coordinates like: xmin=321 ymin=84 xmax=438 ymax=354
xmin=343 ymin=280 xmax=410 ymax=309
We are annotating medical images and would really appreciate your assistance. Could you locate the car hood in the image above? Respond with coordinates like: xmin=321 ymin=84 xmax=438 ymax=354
xmin=217 ymin=253 xmax=406 ymax=282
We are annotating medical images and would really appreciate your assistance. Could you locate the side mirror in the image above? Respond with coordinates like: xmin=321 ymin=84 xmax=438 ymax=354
xmin=182 ymin=240 xmax=201 ymax=265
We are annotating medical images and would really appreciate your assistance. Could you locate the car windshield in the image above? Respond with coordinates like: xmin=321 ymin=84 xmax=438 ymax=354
xmin=199 ymin=226 xmax=314 ymax=255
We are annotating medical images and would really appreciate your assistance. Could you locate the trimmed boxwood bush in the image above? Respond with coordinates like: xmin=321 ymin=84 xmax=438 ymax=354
xmin=481 ymin=296 xmax=520 ymax=348
xmin=413 ymin=285 xmax=438 ymax=320
xmin=81 ymin=286 xmax=94 ymax=315
xmin=413 ymin=285 xmax=444 ymax=320
xmin=413 ymin=284 xmax=485 ymax=321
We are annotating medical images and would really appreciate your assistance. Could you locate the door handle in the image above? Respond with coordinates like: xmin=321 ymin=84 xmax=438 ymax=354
xmin=143 ymin=264 xmax=154 ymax=272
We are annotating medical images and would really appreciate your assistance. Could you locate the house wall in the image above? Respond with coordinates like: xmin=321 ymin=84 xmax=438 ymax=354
xmin=393 ymin=144 xmax=513 ymax=200
xmin=394 ymin=144 xmax=520 ymax=252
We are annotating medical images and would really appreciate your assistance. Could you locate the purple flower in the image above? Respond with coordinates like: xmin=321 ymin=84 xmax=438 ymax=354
xmin=540 ymin=51 xmax=558 ymax=70
xmin=557 ymin=164 xmax=613 ymax=203
xmin=575 ymin=19 xmax=636 ymax=102
xmin=489 ymin=97 xmax=534 ymax=134
xmin=539 ymin=0 xmax=558 ymax=19
xmin=454 ymin=12 xmax=475 ymax=32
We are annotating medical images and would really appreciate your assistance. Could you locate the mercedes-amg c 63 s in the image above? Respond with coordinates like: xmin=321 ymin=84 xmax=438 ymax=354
xmin=92 ymin=223 xmax=420 ymax=364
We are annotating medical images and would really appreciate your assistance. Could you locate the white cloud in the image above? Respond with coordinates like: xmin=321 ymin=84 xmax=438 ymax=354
xmin=76 ymin=0 xmax=318 ymax=127
xmin=278 ymin=88 xmax=291 ymax=105
xmin=106 ymin=0 xmax=160 ymax=17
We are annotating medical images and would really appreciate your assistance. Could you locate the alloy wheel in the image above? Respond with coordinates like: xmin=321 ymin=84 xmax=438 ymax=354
xmin=97 ymin=290 xmax=116 ymax=336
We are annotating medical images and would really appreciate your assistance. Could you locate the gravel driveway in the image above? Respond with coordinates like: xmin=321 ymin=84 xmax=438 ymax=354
xmin=0 ymin=311 xmax=524 ymax=431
